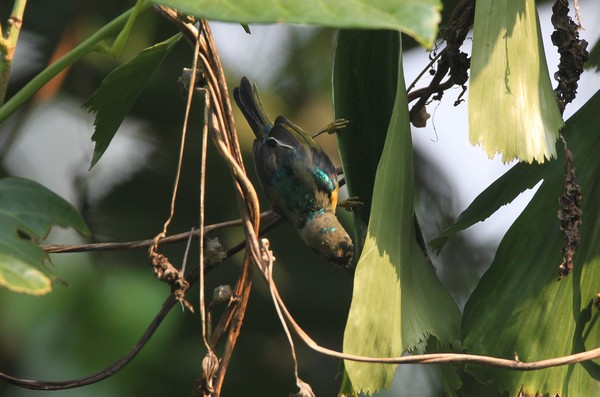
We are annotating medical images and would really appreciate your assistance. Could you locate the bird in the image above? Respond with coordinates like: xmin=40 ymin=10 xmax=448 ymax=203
xmin=233 ymin=76 xmax=353 ymax=268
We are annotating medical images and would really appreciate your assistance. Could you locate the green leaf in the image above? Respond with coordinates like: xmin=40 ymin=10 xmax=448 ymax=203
xmin=469 ymin=0 xmax=563 ymax=163
xmin=154 ymin=0 xmax=442 ymax=48
xmin=462 ymin=90 xmax=600 ymax=396
xmin=83 ymin=34 xmax=181 ymax=168
xmin=0 ymin=254 xmax=49 ymax=295
xmin=341 ymin=31 xmax=461 ymax=394
xmin=0 ymin=177 xmax=90 ymax=295
xmin=333 ymin=30 xmax=399 ymax=254
xmin=430 ymin=160 xmax=546 ymax=251
xmin=587 ymin=38 xmax=600 ymax=72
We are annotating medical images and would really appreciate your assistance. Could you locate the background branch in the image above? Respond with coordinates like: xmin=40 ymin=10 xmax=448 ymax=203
xmin=41 ymin=210 xmax=279 ymax=254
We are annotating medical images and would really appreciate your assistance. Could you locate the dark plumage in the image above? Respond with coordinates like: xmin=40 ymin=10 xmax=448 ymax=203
xmin=233 ymin=76 xmax=353 ymax=267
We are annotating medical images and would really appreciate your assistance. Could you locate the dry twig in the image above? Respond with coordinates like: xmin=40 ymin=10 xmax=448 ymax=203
xmin=41 ymin=211 xmax=279 ymax=254
xmin=153 ymin=8 xmax=262 ymax=395
xmin=407 ymin=0 xmax=475 ymax=123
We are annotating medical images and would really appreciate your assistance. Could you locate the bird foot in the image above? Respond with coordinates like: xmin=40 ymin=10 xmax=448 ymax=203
xmin=312 ymin=119 xmax=349 ymax=138
xmin=338 ymin=196 xmax=364 ymax=212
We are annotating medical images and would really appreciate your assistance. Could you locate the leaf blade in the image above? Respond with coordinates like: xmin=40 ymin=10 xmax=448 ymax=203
xmin=469 ymin=0 xmax=563 ymax=163
xmin=83 ymin=34 xmax=181 ymax=168
xmin=430 ymin=160 xmax=545 ymax=251
xmin=0 ymin=177 xmax=89 ymax=295
xmin=340 ymin=31 xmax=461 ymax=394
xmin=333 ymin=29 xmax=400 ymax=254
xmin=462 ymin=89 xmax=600 ymax=396
xmin=155 ymin=0 xmax=442 ymax=48
xmin=0 ymin=254 xmax=51 ymax=295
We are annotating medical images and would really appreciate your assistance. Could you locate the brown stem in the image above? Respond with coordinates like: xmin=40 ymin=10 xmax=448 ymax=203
xmin=407 ymin=0 xmax=475 ymax=122
xmin=155 ymin=10 xmax=262 ymax=395
xmin=41 ymin=211 xmax=279 ymax=254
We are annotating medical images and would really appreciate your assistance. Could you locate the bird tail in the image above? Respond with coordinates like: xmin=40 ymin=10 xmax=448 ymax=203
xmin=233 ymin=76 xmax=273 ymax=139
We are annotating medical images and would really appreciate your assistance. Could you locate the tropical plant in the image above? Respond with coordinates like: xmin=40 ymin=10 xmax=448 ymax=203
xmin=0 ymin=0 xmax=598 ymax=396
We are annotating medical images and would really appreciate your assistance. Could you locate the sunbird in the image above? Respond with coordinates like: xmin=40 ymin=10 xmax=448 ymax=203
xmin=233 ymin=77 xmax=353 ymax=268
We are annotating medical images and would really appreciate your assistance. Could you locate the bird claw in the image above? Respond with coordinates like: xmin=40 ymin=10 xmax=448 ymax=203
xmin=312 ymin=119 xmax=349 ymax=138
xmin=338 ymin=196 xmax=364 ymax=212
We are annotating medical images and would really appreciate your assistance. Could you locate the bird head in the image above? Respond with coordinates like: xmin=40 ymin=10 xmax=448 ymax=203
xmin=298 ymin=211 xmax=353 ymax=268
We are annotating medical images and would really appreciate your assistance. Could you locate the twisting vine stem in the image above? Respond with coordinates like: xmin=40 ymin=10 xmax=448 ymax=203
xmin=153 ymin=8 xmax=262 ymax=395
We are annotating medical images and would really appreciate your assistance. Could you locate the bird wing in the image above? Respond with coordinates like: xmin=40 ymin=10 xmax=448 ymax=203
xmin=253 ymin=116 xmax=339 ymax=217
xmin=269 ymin=116 xmax=338 ymax=196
